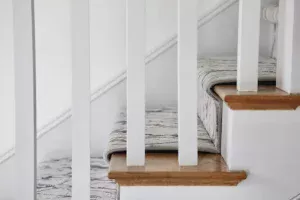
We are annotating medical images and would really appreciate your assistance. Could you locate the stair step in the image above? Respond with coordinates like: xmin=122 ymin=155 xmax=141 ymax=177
xmin=214 ymin=85 xmax=300 ymax=110
xmin=108 ymin=153 xmax=247 ymax=186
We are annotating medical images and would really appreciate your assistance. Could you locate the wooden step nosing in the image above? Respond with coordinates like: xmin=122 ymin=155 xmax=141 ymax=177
xmin=108 ymin=153 xmax=247 ymax=186
xmin=214 ymin=85 xmax=300 ymax=110
xmin=111 ymin=178 xmax=246 ymax=186
xmin=108 ymin=171 xmax=247 ymax=180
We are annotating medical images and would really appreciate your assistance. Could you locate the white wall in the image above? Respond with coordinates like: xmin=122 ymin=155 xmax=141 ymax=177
xmin=0 ymin=0 xmax=14 ymax=157
xmin=90 ymin=0 xmax=126 ymax=92
xmin=35 ymin=0 xmax=72 ymax=130
xmin=198 ymin=0 xmax=278 ymax=57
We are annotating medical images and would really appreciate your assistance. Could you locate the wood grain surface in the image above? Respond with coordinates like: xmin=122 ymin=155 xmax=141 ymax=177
xmin=109 ymin=153 xmax=247 ymax=186
xmin=214 ymin=85 xmax=300 ymax=110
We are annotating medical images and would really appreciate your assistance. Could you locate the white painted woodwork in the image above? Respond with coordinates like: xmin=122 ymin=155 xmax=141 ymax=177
xmin=119 ymin=105 xmax=300 ymax=200
xmin=276 ymin=0 xmax=285 ymax=92
xmin=126 ymin=0 xmax=146 ymax=166
xmin=177 ymin=0 xmax=198 ymax=166
xmin=237 ymin=0 xmax=261 ymax=91
xmin=277 ymin=0 xmax=300 ymax=94
xmin=71 ymin=0 xmax=91 ymax=199
xmin=262 ymin=5 xmax=279 ymax=24
xmin=13 ymin=0 xmax=37 ymax=199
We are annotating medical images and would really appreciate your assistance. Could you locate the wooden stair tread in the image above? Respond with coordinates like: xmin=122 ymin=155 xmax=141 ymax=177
xmin=214 ymin=85 xmax=300 ymax=110
xmin=108 ymin=153 xmax=247 ymax=186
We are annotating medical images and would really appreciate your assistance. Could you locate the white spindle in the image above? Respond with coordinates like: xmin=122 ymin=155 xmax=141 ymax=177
xmin=178 ymin=0 xmax=198 ymax=166
xmin=71 ymin=0 xmax=91 ymax=199
xmin=276 ymin=0 xmax=285 ymax=90
xmin=237 ymin=0 xmax=261 ymax=91
xmin=126 ymin=0 xmax=146 ymax=166
xmin=277 ymin=0 xmax=300 ymax=94
xmin=13 ymin=0 xmax=37 ymax=199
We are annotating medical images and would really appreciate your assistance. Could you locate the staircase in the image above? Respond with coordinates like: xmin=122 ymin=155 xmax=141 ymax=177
xmin=5 ymin=0 xmax=300 ymax=200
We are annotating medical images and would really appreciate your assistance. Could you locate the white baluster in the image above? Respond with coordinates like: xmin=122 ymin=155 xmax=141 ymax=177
xmin=237 ymin=0 xmax=261 ymax=91
xmin=178 ymin=0 xmax=198 ymax=166
xmin=126 ymin=0 xmax=146 ymax=166
xmin=277 ymin=0 xmax=300 ymax=94
xmin=71 ymin=0 xmax=91 ymax=199
xmin=13 ymin=0 xmax=37 ymax=199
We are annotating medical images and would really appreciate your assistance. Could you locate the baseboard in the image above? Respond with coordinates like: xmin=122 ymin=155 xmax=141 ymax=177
xmin=0 ymin=0 xmax=238 ymax=165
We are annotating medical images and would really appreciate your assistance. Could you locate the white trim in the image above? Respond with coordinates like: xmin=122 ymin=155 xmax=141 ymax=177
xmin=71 ymin=0 xmax=91 ymax=198
xmin=237 ymin=0 xmax=261 ymax=91
xmin=276 ymin=0 xmax=300 ymax=94
xmin=13 ymin=0 xmax=37 ymax=198
xmin=126 ymin=0 xmax=146 ymax=166
xmin=91 ymin=72 xmax=127 ymax=101
xmin=0 ymin=0 xmax=238 ymax=165
xmin=177 ymin=0 xmax=198 ymax=166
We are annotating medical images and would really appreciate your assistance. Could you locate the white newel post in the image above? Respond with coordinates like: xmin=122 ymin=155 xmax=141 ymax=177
xmin=13 ymin=0 xmax=37 ymax=199
xmin=178 ymin=0 xmax=198 ymax=166
xmin=237 ymin=0 xmax=261 ymax=92
xmin=71 ymin=0 xmax=91 ymax=199
xmin=126 ymin=0 xmax=146 ymax=166
xmin=277 ymin=0 xmax=300 ymax=94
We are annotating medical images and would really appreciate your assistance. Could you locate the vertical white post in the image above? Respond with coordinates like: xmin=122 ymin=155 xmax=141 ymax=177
xmin=71 ymin=0 xmax=91 ymax=199
xmin=277 ymin=0 xmax=300 ymax=94
xmin=178 ymin=0 xmax=198 ymax=166
xmin=237 ymin=0 xmax=261 ymax=91
xmin=13 ymin=0 xmax=37 ymax=199
xmin=13 ymin=0 xmax=36 ymax=200
xmin=126 ymin=0 xmax=146 ymax=166
xmin=277 ymin=0 xmax=286 ymax=91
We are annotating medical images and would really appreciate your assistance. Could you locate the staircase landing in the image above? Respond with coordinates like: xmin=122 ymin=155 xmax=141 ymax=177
xmin=108 ymin=153 xmax=247 ymax=186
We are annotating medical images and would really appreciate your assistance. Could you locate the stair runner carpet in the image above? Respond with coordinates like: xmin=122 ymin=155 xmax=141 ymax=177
xmin=197 ymin=56 xmax=276 ymax=150
xmin=37 ymin=157 xmax=118 ymax=200
xmin=104 ymin=107 xmax=219 ymax=162
xmin=104 ymin=56 xmax=276 ymax=161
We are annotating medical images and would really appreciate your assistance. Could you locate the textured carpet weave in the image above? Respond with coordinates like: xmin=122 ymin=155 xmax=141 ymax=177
xmin=197 ymin=56 xmax=276 ymax=151
xmin=104 ymin=57 xmax=277 ymax=160
xmin=104 ymin=107 xmax=219 ymax=161
xmin=37 ymin=157 xmax=118 ymax=200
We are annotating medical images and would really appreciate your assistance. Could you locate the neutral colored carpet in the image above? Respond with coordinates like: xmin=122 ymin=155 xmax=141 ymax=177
xmin=37 ymin=157 xmax=118 ymax=200
xmin=104 ymin=57 xmax=277 ymax=161
xmin=104 ymin=108 xmax=219 ymax=162
xmin=197 ymin=56 xmax=276 ymax=151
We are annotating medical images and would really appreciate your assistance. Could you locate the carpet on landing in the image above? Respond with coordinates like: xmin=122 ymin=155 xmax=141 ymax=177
xmin=37 ymin=157 xmax=118 ymax=200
